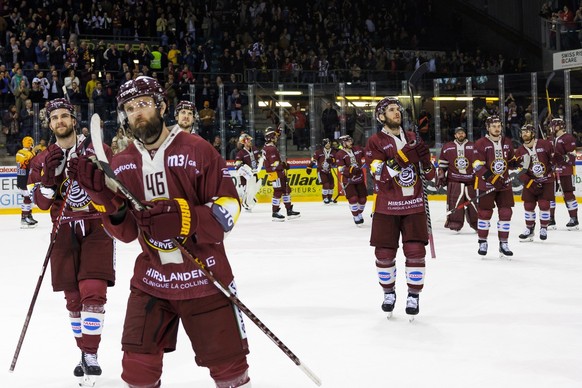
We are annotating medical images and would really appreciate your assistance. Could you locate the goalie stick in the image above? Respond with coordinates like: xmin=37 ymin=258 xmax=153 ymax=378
xmin=89 ymin=115 xmax=321 ymax=387
xmin=407 ymin=62 xmax=436 ymax=259
xmin=540 ymin=72 xmax=555 ymax=140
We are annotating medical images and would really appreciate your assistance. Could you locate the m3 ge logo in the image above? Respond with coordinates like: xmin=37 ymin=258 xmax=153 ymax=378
xmin=168 ymin=154 xmax=197 ymax=168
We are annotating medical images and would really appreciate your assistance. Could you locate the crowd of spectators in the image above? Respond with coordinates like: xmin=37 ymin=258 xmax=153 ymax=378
xmin=0 ymin=0 xmax=562 ymax=156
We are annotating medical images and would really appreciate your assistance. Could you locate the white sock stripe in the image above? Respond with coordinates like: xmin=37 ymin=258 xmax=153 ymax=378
xmin=282 ymin=195 xmax=291 ymax=203
xmin=377 ymin=266 xmax=396 ymax=286
xmin=497 ymin=221 xmax=511 ymax=232
xmin=405 ymin=266 xmax=425 ymax=286
xmin=477 ymin=219 xmax=490 ymax=230
xmin=524 ymin=211 xmax=536 ymax=221
xmin=539 ymin=211 xmax=551 ymax=221
xmin=550 ymin=200 xmax=556 ymax=209
xmin=349 ymin=204 xmax=359 ymax=212
xmin=566 ymin=200 xmax=578 ymax=211
xmin=272 ymin=197 xmax=281 ymax=206
xmin=81 ymin=311 xmax=104 ymax=336
xmin=358 ymin=203 xmax=366 ymax=211
xmin=70 ymin=316 xmax=82 ymax=338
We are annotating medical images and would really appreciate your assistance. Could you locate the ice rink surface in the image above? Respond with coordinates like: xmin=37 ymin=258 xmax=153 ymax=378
xmin=1 ymin=199 xmax=581 ymax=387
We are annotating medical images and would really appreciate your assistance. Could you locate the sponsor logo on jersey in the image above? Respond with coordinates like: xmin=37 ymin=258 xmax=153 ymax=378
xmin=168 ymin=154 xmax=197 ymax=168
xmin=408 ymin=271 xmax=424 ymax=282
xmin=82 ymin=317 xmax=102 ymax=331
xmin=114 ymin=162 xmax=137 ymax=175
xmin=144 ymin=235 xmax=187 ymax=252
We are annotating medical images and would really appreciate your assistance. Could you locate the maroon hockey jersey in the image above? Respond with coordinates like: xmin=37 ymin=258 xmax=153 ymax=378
xmin=473 ymin=135 xmax=515 ymax=191
xmin=515 ymin=139 xmax=555 ymax=184
xmin=437 ymin=139 xmax=476 ymax=183
xmin=553 ymin=132 xmax=577 ymax=176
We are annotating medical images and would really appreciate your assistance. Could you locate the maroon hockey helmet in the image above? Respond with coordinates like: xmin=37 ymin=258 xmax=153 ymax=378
xmin=175 ymin=100 xmax=196 ymax=117
xmin=264 ymin=126 xmax=279 ymax=142
xmin=549 ymin=118 xmax=566 ymax=134
xmin=116 ymin=76 xmax=167 ymax=121
xmin=375 ymin=97 xmax=402 ymax=124
xmin=46 ymin=98 xmax=76 ymax=119
xmin=485 ymin=115 xmax=502 ymax=130
xmin=338 ymin=134 xmax=353 ymax=147
xmin=322 ymin=137 xmax=331 ymax=146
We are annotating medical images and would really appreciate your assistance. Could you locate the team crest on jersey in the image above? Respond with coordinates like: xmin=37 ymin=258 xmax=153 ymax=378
xmin=62 ymin=179 xmax=92 ymax=210
xmin=489 ymin=158 xmax=507 ymax=175
xmin=395 ymin=165 xmax=417 ymax=188
xmin=454 ymin=156 xmax=469 ymax=171
xmin=530 ymin=161 xmax=546 ymax=178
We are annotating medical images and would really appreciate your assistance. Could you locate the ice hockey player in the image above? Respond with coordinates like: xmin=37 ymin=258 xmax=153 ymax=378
xmin=514 ymin=124 xmax=555 ymax=242
xmin=234 ymin=133 xmax=263 ymax=210
xmin=16 ymin=136 xmax=38 ymax=228
xmin=29 ymin=98 xmax=116 ymax=386
xmin=262 ymin=126 xmax=301 ymax=221
xmin=70 ymin=76 xmax=252 ymax=388
xmin=175 ymin=100 xmax=199 ymax=134
xmin=436 ymin=127 xmax=478 ymax=232
xmin=548 ymin=118 xmax=579 ymax=230
xmin=473 ymin=115 xmax=516 ymax=258
xmin=335 ymin=134 xmax=367 ymax=225
xmin=307 ymin=138 xmax=337 ymax=204
xmin=365 ymin=97 xmax=434 ymax=319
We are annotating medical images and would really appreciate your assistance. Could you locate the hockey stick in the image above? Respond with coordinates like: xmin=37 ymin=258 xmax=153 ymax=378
xmin=540 ymin=71 xmax=556 ymax=139
xmin=89 ymin=115 xmax=321 ymax=386
xmin=407 ymin=62 xmax=436 ymax=259
xmin=9 ymin=137 xmax=90 ymax=372
xmin=331 ymin=168 xmax=341 ymax=203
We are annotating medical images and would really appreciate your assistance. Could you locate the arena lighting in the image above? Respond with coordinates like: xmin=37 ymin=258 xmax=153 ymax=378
xmin=258 ymin=101 xmax=292 ymax=107
xmin=569 ymin=95 xmax=582 ymax=98
xmin=432 ymin=97 xmax=474 ymax=101
xmin=485 ymin=97 xmax=500 ymax=102
xmin=274 ymin=91 xmax=302 ymax=95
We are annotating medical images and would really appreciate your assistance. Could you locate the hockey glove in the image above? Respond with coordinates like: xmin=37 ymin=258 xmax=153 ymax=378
xmin=477 ymin=167 xmax=505 ymax=189
xmin=40 ymin=144 xmax=65 ymax=187
xmin=435 ymin=168 xmax=447 ymax=188
xmin=68 ymin=156 xmax=124 ymax=214
xmin=133 ymin=199 xmax=197 ymax=241
xmin=396 ymin=141 xmax=430 ymax=168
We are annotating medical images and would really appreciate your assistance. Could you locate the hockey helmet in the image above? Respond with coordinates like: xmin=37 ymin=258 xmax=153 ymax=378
xmin=264 ymin=126 xmax=279 ymax=142
xmin=375 ymin=97 xmax=402 ymax=124
xmin=22 ymin=136 xmax=34 ymax=148
xmin=485 ymin=115 xmax=502 ymax=130
xmin=338 ymin=134 xmax=353 ymax=147
xmin=322 ymin=138 xmax=331 ymax=147
xmin=520 ymin=123 xmax=535 ymax=133
xmin=116 ymin=76 xmax=167 ymax=121
xmin=175 ymin=100 xmax=196 ymax=117
xmin=239 ymin=133 xmax=252 ymax=144
xmin=549 ymin=118 xmax=566 ymax=134
xmin=46 ymin=98 xmax=76 ymax=119
xmin=454 ymin=127 xmax=466 ymax=134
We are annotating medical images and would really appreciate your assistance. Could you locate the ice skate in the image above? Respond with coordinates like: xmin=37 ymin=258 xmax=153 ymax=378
xmin=499 ymin=241 xmax=513 ymax=259
xmin=272 ymin=211 xmax=286 ymax=222
xmin=405 ymin=293 xmax=420 ymax=322
xmin=539 ymin=227 xmax=548 ymax=241
xmin=353 ymin=214 xmax=364 ymax=226
xmin=548 ymin=218 xmax=556 ymax=230
xmin=477 ymin=239 xmax=488 ymax=256
xmin=79 ymin=352 xmax=101 ymax=387
xmin=286 ymin=206 xmax=301 ymax=219
xmin=323 ymin=198 xmax=330 ymax=205
xmin=566 ymin=217 xmax=579 ymax=230
xmin=381 ymin=292 xmax=396 ymax=318
xmin=20 ymin=216 xmax=37 ymax=229
xmin=518 ymin=227 xmax=534 ymax=242
xmin=73 ymin=359 xmax=84 ymax=386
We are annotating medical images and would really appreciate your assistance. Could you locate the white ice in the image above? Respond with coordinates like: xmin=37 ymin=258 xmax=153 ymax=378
xmin=1 ymin=200 xmax=581 ymax=387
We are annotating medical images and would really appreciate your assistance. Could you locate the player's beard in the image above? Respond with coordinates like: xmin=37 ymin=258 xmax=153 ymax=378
xmin=53 ymin=122 xmax=75 ymax=140
xmin=132 ymin=111 xmax=164 ymax=145
xmin=385 ymin=116 xmax=401 ymax=131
